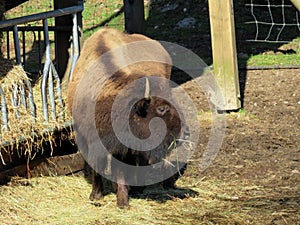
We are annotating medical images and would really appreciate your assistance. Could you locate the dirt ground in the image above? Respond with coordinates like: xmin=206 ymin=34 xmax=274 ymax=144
xmin=181 ymin=68 xmax=300 ymax=224
xmin=202 ymin=68 xmax=300 ymax=188
xmin=187 ymin=68 xmax=300 ymax=182
xmin=0 ymin=68 xmax=299 ymax=225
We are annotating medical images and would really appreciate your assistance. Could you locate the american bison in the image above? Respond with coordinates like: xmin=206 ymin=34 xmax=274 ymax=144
xmin=68 ymin=28 xmax=189 ymax=208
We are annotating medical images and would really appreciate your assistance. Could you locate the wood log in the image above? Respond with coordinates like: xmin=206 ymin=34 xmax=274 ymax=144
xmin=0 ymin=152 xmax=85 ymax=183
xmin=30 ymin=152 xmax=85 ymax=177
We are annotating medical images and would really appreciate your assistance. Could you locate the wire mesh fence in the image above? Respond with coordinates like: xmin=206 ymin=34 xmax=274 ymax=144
xmin=245 ymin=0 xmax=300 ymax=43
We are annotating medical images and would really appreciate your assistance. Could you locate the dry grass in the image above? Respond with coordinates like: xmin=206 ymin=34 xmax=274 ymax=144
xmin=0 ymin=171 xmax=298 ymax=225
xmin=0 ymin=57 xmax=72 ymax=163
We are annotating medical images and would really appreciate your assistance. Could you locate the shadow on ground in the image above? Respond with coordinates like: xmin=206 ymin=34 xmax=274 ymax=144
xmin=145 ymin=0 xmax=300 ymax=106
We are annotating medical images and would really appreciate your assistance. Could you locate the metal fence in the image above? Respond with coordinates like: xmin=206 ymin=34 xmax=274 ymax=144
xmin=0 ymin=5 xmax=83 ymax=131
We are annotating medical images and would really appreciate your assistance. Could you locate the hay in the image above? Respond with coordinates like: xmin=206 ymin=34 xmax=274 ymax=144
xmin=0 ymin=174 xmax=298 ymax=224
xmin=0 ymin=57 xmax=73 ymax=163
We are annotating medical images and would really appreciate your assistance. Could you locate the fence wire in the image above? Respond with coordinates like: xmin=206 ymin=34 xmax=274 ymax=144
xmin=245 ymin=0 xmax=300 ymax=43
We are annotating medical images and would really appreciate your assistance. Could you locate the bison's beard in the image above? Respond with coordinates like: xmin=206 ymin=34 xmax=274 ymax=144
xmin=96 ymin=126 xmax=178 ymax=165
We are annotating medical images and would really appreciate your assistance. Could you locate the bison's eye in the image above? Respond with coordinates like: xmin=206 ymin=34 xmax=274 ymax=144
xmin=156 ymin=105 xmax=169 ymax=116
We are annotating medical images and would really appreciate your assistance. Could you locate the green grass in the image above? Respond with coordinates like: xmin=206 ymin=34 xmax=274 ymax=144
xmin=228 ymin=108 xmax=258 ymax=120
xmin=4 ymin=2 xmax=55 ymax=26
xmin=4 ymin=0 xmax=125 ymax=38
xmin=247 ymin=54 xmax=300 ymax=67
xmin=81 ymin=0 xmax=124 ymax=38
xmin=242 ymin=38 xmax=300 ymax=67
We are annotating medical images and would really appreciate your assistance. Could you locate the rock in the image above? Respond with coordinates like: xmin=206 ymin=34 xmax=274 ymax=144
xmin=176 ymin=17 xmax=197 ymax=28
xmin=161 ymin=3 xmax=178 ymax=13
xmin=238 ymin=52 xmax=249 ymax=59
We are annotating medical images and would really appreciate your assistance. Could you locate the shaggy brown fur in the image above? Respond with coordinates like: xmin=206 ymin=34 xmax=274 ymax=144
xmin=68 ymin=28 xmax=188 ymax=208
xmin=68 ymin=28 xmax=172 ymax=112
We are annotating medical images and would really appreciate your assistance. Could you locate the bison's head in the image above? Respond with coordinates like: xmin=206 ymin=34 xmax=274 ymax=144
xmin=126 ymin=78 xmax=190 ymax=162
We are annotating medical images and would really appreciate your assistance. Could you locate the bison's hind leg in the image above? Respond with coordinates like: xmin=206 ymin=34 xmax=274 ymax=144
xmin=89 ymin=170 xmax=104 ymax=201
xmin=112 ymin=154 xmax=132 ymax=208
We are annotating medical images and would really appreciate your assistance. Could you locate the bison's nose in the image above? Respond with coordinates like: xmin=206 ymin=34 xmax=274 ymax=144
xmin=182 ymin=126 xmax=190 ymax=140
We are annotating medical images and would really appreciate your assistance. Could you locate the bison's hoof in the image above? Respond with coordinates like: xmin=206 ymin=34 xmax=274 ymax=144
xmin=89 ymin=191 xmax=103 ymax=201
xmin=117 ymin=197 xmax=129 ymax=209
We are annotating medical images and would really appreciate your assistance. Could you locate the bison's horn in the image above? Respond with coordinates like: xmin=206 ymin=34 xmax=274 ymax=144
xmin=144 ymin=78 xmax=151 ymax=100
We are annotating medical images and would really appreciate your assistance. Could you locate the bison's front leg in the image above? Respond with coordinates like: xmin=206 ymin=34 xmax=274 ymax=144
xmin=89 ymin=170 xmax=104 ymax=201
xmin=162 ymin=162 xmax=187 ymax=189
xmin=116 ymin=171 xmax=129 ymax=208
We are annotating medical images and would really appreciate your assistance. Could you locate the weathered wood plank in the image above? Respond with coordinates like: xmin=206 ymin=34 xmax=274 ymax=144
xmin=0 ymin=152 xmax=85 ymax=183
xmin=208 ymin=0 xmax=241 ymax=110
xmin=290 ymin=0 xmax=300 ymax=12
xmin=0 ymin=124 xmax=78 ymax=183
xmin=30 ymin=152 xmax=85 ymax=177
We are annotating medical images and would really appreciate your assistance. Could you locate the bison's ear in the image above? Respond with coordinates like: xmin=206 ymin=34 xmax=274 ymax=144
xmin=133 ymin=98 xmax=151 ymax=118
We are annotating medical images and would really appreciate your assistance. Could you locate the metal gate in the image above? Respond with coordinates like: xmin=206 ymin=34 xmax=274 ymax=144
xmin=0 ymin=5 xmax=83 ymax=166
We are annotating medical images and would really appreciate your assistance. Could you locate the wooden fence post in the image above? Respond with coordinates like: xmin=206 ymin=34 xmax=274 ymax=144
xmin=123 ymin=0 xmax=145 ymax=34
xmin=208 ymin=0 xmax=241 ymax=110
xmin=54 ymin=0 xmax=82 ymax=79
xmin=290 ymin=0 xmax=300 ymax=12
